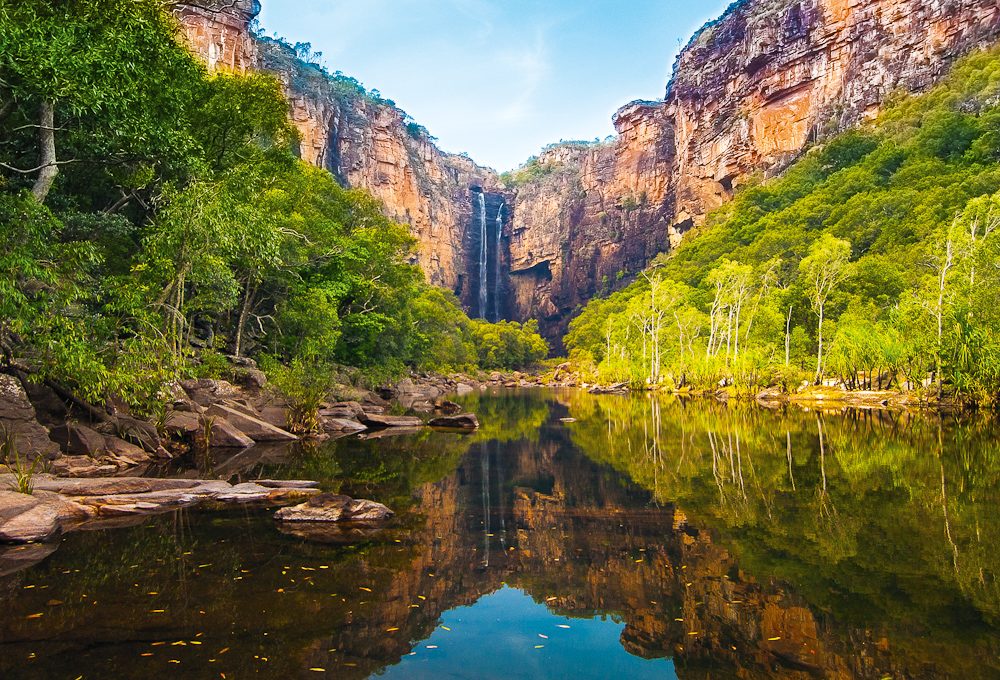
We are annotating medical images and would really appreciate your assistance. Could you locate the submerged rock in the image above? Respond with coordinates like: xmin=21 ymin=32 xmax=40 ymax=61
xmin=428 ymin=413 xmax=480 ymax=430
xmin=274 ymin=493 xmax=393 ymax=523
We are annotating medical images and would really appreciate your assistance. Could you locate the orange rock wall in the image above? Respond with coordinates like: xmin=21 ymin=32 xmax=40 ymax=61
xmin=175 ymin=2 xmax=498 ymax=292
xmin=509 ymin=0 xmax=1000 ymax=341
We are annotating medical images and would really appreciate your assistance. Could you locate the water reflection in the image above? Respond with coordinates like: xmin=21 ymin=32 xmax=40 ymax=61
xmin=0 ymin=390 xmax=997 ymax=678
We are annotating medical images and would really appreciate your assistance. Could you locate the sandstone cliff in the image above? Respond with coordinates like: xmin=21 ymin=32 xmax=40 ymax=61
xmin=174 ymin=1 xmax=501 ymax=300
xmin=509 ymin=0 xmax=1000 ymax=341
xmin=175 ymin=0 xmax=1000 ymax=343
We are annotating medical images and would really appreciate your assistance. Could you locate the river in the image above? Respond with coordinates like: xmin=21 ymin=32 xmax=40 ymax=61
xmin=0 ymin=389 xmax=997 ymax=678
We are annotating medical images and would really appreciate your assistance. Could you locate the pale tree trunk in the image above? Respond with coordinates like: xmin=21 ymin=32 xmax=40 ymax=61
xmin=32 ymin=101 xmax=58 ymax=204
xmin=815 ymin=303 xmax=824 ymax=384
xmin=785 ymin=306 xmax=793 ymax=366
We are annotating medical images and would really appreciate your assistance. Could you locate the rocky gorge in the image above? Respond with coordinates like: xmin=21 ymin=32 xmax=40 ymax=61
xmin=175 ymin=0 xmax=1000 ymax=344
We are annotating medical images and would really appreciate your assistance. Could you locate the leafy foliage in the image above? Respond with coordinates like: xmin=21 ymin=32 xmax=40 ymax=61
xmin=0 ymin=0 xmax=546 ymax=415
xmin=567 ymin=47 xmax=1000 ymax=402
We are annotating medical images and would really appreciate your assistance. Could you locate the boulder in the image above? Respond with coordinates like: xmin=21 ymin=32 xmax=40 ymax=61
xmin=274 ymin=493 xmax=393 ymax=523
xmin=49 ymin=423 xmax=108 ymax=456
xmin=172 ymin=398 xmax=204 ymax=413
xmin=0 ymin=374 xmax=61 ymax=459
xmin=103 ymin=436 xmax=153 ymax=465
xmin=233 ymin=367 xmax=267 ymax=390
xmin=320 ymin=401 xmax=365 ymax=420
xmin=455 ymin=383 xmax=475 ymax=396
xmin=179 ymin=378 xmax=241 ymax=407
xmin=103 ymin=416 xmax=162 ymax=454
xmin=258 ymin=406 xmax=289 ymax=429
xmin=428 ymin=413 xmax=480 ymax=430
xmin=165 ymin=411 xmax=254 ymax=449
xmin=48 ymin=456 xmax=118 ymax=478
xmin=206 ymin=404 xmax=298 ymax=442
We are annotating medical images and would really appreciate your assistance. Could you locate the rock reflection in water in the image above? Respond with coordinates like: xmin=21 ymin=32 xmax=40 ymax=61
xmin=0 ymin=390 xmax=997 ymax=679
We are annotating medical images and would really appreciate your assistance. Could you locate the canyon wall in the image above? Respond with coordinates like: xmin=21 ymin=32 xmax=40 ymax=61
xmin=174 ymin=1 xmax=500 ymax=298
xmin=509 ymin=0 xmax=1000 ymax=342
xmin=176 ymin=0 xmax=1000 ymax=343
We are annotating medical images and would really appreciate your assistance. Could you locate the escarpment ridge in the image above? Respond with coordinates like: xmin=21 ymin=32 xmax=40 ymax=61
xmin=175 ymin=0 xmax=1000 ymax=343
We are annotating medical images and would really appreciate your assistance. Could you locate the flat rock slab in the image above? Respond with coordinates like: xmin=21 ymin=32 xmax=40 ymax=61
xmin=206 ymin=404 xmax=298 ymax=442
xmin=428 ymin=413 xmax=480 ymax=430
xmin=28 ymin=477 xmax=202 ymax=496
xmin=0 ymin=491 xmax=63 ymax=543
xmin=322 ymin=417 xmax=367 ymax=433
xmin=361 ymin=414 xmax=423 ymax=428
xmin=275 ymin=493 xmax=393 ymax=523
xmin=0 ymin=478 xmax=320 ymax=543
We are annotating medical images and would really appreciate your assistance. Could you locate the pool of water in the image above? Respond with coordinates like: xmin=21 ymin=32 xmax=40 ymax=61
xmin=0 ymin=389 xmax=997 ymax=678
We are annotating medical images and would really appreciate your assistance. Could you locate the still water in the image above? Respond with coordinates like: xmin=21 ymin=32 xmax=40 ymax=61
xmin=0 ymin=389 xmax=998 ymax=678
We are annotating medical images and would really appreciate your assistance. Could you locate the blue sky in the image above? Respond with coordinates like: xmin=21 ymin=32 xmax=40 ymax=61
xmin=258 ymin=1 xmax=733 ymax=171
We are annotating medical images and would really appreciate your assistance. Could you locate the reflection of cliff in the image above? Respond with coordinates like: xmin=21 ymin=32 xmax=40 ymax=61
xmin=2 ymin=397 xmax=998 ymax=678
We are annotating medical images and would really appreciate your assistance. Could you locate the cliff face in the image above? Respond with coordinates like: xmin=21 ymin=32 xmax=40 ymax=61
xmin=175 ymin=2 xmax=500 ymax=295
xmin=510 ymin=0 xmax=1000 ymax=341
xmin=174 ymin=0 xmax=259 ymax=73
xmin=175 ymin=0 xmax=1000 ymax=341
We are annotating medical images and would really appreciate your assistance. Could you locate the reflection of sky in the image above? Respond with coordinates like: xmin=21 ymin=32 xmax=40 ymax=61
xmin=377 ymin=585 xmax=677 ymax=679
xmin=257 ymin=1 xmax=732 ymax=171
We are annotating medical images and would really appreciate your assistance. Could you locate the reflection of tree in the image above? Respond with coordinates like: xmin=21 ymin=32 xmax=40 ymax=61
xmin=566 ymin=391 xmax=1000 ymax=650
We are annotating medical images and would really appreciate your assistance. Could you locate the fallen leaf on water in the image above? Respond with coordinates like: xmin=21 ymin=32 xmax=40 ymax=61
xmin=359 ymin=587 xmax=372 ymax=593
xmin=674 ymin=618 xmax=684 ymax=622
xmin=538 ymin=634 xmax=548 ymax=639
xmin=426 ymin=645 xmax=439 ymax=650
xmin=26 ymin=613 xmax=43 ymax=619
xmin=309 ymin=669 xmax=326 ymax=672
xmin=767 ymin=637 xmax=782 ymax=641
xmin=545 ymin=597 xmax=557 ymax=602
xmin=168 ymin=660 xmax=180 ymax=664
xmin=556 ymin=625 xmax=570 ymax=629
xmin=417 ymin=595 xmax=426 ymax=600
xmin=140 ymin=653 xmax=153 ymax=657
xmin=534 ymin=645 xmax=545 ymax=649
xmin=688 ymin=632 xmax=699 ymax=636
xmin=150 ymin=609 xmax=165 ymax=613
xmin=386 ymin=627 xmax=399 ymax=632
xmin=440 ymin=626 xmax=451 ymax=631
xmin=218 ymin=647 xmax=230 ymax=655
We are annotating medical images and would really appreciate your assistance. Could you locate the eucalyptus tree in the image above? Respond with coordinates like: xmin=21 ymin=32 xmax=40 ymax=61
xmin=799 ymin=235 xmax=852 ymax=383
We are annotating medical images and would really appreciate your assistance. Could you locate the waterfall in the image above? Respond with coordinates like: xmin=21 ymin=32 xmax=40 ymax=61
xmin=478 ymin=191 xmax=488 ymax=318
xmin=494 ymin=202 xmax=504 ymax=322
